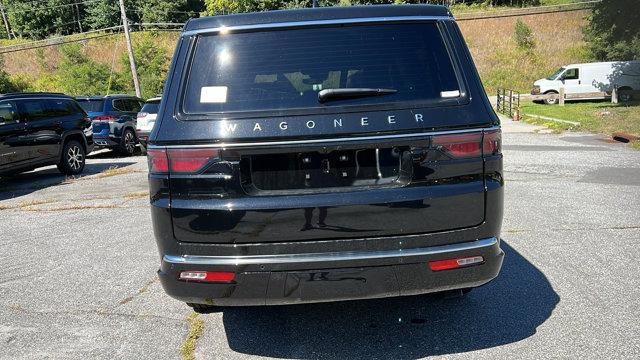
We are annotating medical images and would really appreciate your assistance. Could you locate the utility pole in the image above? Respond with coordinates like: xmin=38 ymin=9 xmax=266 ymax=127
xmin=118 ymin=0 xmax=141 ymax=98
xmin=312 ymin=0 xmax=318 ymax=8
xmin=0 ymin=2 xmax=12 ymax=40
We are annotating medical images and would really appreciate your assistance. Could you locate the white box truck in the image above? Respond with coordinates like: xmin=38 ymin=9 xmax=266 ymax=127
xmin=531 ymin=61 xmax=640 ymax=104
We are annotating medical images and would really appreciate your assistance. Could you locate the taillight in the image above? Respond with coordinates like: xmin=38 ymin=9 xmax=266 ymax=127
xmin=432 ymin=130 xmax=501 ymax=158
xmin=168 ymin=149 xmax=219 ymax=173
xmin=137 ymin=112 xmax=148 ymax=119
xmin=432 ymin=132 xmax=482 ymax=158
xmin=147 ymin=149 xmax=169 ymax=173
xmin=92 ymin=115 xmax=118 ymax=122
xmin=147 ymin=148 xmax=219 ymax=174
xmin=483 ymin=130 xmax=502 ymax=156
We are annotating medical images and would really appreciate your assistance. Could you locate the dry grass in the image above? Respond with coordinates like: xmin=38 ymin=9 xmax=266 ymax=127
xmin=458 ymin=10 xmax=590 ymax=94
xmin=0 ymin=198 xmax=58 ymax=211
xmin=95 ymin=166 xmax=135 ymax=179
xmin=22 ymin=204 xmax=122 ymax=212
xmin=3 ymin=31 xmax=179 ymax=77
xmin=124 ymin=190 xmax=150 ymax=200
xmin=181 ymin=312 xmax=205 ymax=360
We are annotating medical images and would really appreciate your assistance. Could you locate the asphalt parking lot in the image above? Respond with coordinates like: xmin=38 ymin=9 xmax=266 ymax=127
xmin=1 ymin=119 xmax=639 ymax=359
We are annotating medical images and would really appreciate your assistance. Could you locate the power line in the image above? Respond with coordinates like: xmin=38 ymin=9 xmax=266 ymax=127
xmin=0 ymin=25 xmax=123 ymax=54
xmin=0 ymin=32 xmax=115 ymax=54
xmin=5 ymin=0 xmax=103 ymax=15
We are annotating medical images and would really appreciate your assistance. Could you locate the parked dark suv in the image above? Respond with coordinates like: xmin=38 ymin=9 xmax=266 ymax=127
xmin=76 ymin=94 xmax=143 ymax=156
xmin=0 ymin=93 xmax=93 ymax=176
xmin=148 ymin=5 xmax=504 ymax=311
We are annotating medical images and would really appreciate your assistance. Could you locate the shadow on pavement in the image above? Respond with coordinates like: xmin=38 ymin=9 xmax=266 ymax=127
xmin=220 ymin=241 xmax=558 ymax=359
xmin=0 ymin=161 xmax=136 ymax=201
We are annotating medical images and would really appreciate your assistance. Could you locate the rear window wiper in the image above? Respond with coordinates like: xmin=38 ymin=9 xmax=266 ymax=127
xmin=318 ymin=88 xmax=397 ymax=103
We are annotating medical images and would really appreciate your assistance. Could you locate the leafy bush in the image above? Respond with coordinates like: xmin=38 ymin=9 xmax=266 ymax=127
xmin=119 ymin=35 xmax=170 ymax=98
xmin=514 ymin=19 xmax=535 ymax=50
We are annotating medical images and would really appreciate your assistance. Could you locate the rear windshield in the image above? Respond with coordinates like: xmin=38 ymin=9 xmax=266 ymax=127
xmin=182 ymin=22 xmax=460 ymax=114
xmin=141 ymin=101 xmax=160 ymax=114
xmin=77 ymin=99 xmax=104 ymax=112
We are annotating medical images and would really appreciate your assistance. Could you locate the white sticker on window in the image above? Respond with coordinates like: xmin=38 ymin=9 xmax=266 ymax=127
xmin=200 ymin=86 xmax=228 ymax=103
xmin=441 ymin=90 xmax=461 ymax=98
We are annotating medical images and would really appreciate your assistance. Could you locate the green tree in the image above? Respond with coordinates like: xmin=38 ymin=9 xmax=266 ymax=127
xmin=137 ymin=0 xmax=204 ymax=23
xmin=584 ymin=0 xmax=640 ymax=61
xmin=514 ymin=19 xmax=534 ymax=50
xmin=84 ymin=0 xmax=143 ymax=30
xmin=5 ymin=0 xmax=80 ymax=39
xmin=119 ymin=35 xmax=170 ymax=98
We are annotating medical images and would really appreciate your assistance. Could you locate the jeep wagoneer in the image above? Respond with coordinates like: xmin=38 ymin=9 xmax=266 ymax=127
xmin=147 ymin=5 xmax=504 ymax=311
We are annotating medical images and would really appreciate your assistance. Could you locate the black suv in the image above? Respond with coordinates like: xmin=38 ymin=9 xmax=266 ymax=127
xmin=0 ymin=93 xmax=93 ymax=176
xmin=76 ymin=94 xmax=143 ymax=156
xmin=148 ymin=5 xmax=504 ymax=311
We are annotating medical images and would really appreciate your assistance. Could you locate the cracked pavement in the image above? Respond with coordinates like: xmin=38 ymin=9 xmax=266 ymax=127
xmin=1 ymin=119 xmax=639 ymax=359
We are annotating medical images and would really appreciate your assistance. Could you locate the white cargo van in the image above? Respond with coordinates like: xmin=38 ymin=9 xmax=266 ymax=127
xmin=532 ymin=61 xmax=640 ymax=104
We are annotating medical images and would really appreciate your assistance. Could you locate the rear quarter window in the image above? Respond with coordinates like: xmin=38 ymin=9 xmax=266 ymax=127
xmin=141 ymin=101 xmax=160 ymax=114
xmin=0 ymin=101 xmax=19 ymax=125
xmin=77 ymin=99 xmax=104 ymax=112
xmin=181 ymin=22 xmax=461 ymax=115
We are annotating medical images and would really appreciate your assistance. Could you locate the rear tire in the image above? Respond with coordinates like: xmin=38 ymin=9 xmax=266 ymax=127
xmin=140 ymin=142 xmax=147 ymax=156
xmin=618 ymin=87 xmax=633 ymax=102
xmin=544 ymin=91 xmax=559 ymax=105
xmin=57 ymin=140 xmax=86 ymax=175
xmin=119 ymin=128 xmax=137 ymax=156
xmin=187 ymin=303 xmax=220 ymax=314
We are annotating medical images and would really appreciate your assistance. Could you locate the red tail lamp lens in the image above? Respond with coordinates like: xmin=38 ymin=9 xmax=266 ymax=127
xmin=428 ymin=256 xmax=484 ymax=271
xmin=92 ymin=115 xmax=118 ymax=122
xmin=432 ymin=132 xmax=482 ymax=158
xmin=147 ymin=149 xmax=168 ymax=173
xmin=167 ymin=149 xmax=219 ymax=173
xmin=147 ymin=148 xmax=219 ymax=174
xmin=483 ymin=130 xmax=502 ymax=156
xmin=179 ymin=271 xmax=235 ymax=283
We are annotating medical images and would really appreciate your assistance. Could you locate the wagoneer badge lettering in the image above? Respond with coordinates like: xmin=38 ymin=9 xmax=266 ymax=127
xmin=220 ymin=113 xmax=424 ymax=134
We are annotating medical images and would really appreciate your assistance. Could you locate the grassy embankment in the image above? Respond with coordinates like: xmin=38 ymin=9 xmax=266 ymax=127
xmin=519 ymin=101 xmax=640 ymax=148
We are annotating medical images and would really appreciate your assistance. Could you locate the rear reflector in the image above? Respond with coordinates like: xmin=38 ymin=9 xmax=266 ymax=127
xmin=146 ymin=148 xmax=219 ymax=174
xmin=428 ymin=256 xmax=484 ymax=271
xmin=179 ymin=271 xmax=235 ymax=283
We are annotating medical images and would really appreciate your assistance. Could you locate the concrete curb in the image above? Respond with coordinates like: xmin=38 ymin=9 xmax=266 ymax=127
xmin=522 ymin=113 xmax=580 ymax=126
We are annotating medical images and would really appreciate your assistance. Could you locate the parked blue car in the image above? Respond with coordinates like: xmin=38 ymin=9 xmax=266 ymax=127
xmin=76 ymin=94 xmax=144 ymax=156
